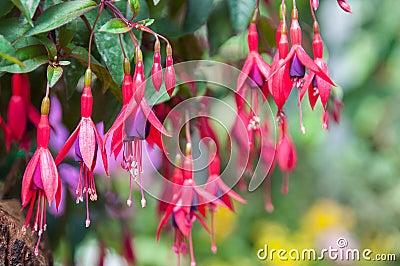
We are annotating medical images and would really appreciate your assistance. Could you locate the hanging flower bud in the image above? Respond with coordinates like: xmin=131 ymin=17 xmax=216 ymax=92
xmin=337 ymin=0 xmax=352 ymax=13
xmin=164 ymin=44 xmax=176 ymax=97
xmin=310 ymin=0 xmax=319 ymax=11
xmin=151 ymin=39 xmax=163 ymax=92
xmin=7 ymin=77 xmax=27 ymax=141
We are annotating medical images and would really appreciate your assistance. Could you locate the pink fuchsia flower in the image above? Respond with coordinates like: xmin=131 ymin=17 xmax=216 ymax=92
xmin=21 ymin=97 xmax=62 ymax=255
xmin=157 ymin=146 xmax=228 ymax=266
xmin=204 ymin=151 xmax=246 ymax=253
xmin=269 ymin=7 xmax=335 ymax=133
xmin=301 ymin=22 xmax=333 ymax=113
xmin=337 ymin=0 xmax=352 ymax=13
xmin=236 ymin=23 xmax=270 ymax=111
xmin=104 ymin=59 xmax=133 ymax=159
xmin=55 ymin=69 xmax=108 ymax=227
xmin=106 ymin=49 xmax=170 ymax=208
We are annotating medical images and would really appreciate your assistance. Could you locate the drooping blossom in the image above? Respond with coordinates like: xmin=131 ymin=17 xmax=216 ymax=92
xmin=337 ymin=0 xmax=352 ymax=13
xmin=236 ymin=21 xmax=271 ymax=111
xmin=204 ymin=151 xmax=246 ymax=253
xmin=21 ymin=96 xmax=62 ymax=255
xmin=269 ymin=6 xmax=334 ymax=133
xmin=157 ymin=146 xmax=228 ymax=266
xmin=55 ymin=69 xmax=108 ymax=227
xmin=1 ymin=74 xmax=40 ymax=151
xmin=301 ymin=22 xmax=333 ymax=113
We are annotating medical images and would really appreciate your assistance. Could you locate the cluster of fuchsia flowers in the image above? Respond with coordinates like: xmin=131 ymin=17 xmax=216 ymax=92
xmin=0 ymin=0 xmax=349 ymax=263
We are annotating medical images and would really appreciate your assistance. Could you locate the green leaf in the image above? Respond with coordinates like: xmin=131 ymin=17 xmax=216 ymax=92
xmin=98 ymin=19 xmax=132 ymax=34
xmin=137 ymin=18 xmax=155 ymax=27
xmin=0 ymin=45 xmax=48 ymax=73
xmin=0 ymin=18 xmax=31 ymax=43
xmin=86 ymin=10 xmax=135 ymax=88
xmin=153 ymin=0 xmax=160 ymax=6
xmin=227 ymin=0 xmax=256 ymax=32
xmin=26 ymin=0 xmax=97 ymax=36
xmin=0 ymin=0 xmax=14 ymax=18
xmin=34 ymin=35 xmax=57 ymax=59
xmin=11 ymin=0 xmax=40 ymax=26
xmin=58 ymin=21 xmax=77 ymax=48
xmin=0 ymin=35 xmax=25 ymax=67
xmin=207 ymin=0 xmax=234 ymax=55
xmin=183 ymin=0 xmax=213 ymax=33
xmin=47 ymin=65 xmax=63 ymax=87
xmin=69 ymin=45 xmax=121 ymax=101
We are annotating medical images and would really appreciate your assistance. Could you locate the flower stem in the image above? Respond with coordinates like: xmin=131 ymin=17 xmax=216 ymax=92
xmin=87 ymin=3 xmax=104 ymax=69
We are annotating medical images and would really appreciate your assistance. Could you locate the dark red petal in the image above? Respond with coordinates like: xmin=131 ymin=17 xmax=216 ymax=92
xmin=55 ymin=123 xmax=80 ymax=165
xmin=174 ymin=210 xmax=191 ymax=237
xmin=21 ymin=150 xmax=40 ymax=207
xmin=217 ymin=178 xmax=247 ymax=204
xmin=40 ymin=148 xmax=58 ymax=204
xmin=55 ymin=174 xmax=62 ymax=211
xmin=315 ymin=59 xmax=332 ymax=107
xmin=193 ymin=212 xmax=211 ymax=233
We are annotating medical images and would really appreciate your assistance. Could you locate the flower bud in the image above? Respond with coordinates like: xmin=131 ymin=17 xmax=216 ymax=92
xmin=151 ymin=40 xmax=162 ymax=92
xmin=164 ymin=45 xmax=176 ymax=97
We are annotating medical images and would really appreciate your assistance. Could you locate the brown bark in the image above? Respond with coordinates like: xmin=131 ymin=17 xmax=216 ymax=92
xmin=0 ymin=199 xmax=53 ymax=266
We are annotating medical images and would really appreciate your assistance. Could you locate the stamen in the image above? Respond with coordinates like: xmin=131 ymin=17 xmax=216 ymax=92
xmin=297 ymin=88 xmax=306 ymax=134
xmin=281 ymin=172 xmax=289 ymax=194
xmin=210 ymin=208 xmax=217 ymax=253
xmin=127 ymin=173 xmax=133 ymax=207
xmin=188 ymin=230 xmax=196 ymax=266
xmin=265 ymin=176 xmax=274 ymax=212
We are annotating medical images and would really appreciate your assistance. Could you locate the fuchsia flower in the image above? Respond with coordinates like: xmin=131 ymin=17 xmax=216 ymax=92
xmin=105 ymin=49 xmax=170 ymax=208
xmin=55 ymin=69 xmax=108 ymax=227
xmin=157 ymin=146 xmax=228 ymax=266
xmin=204 ymin=151 xmax=246 ymax=253
xmin=269 ymin=7 xmax=335 ymax=133
xmin=236 ymin=23 xmax=270 ymax=110
xmin=21 ymin=97 xmax=62 ymax=255
xmin=1 ymin=74 xmax=40 ymax=151
xmin=337 ymin=0 xmax=352 ymax=13
xmin=301 ymin=22 xmax=332 ymax=113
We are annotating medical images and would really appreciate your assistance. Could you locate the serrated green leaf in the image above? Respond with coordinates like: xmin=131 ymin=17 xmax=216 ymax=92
xmin=0 ymin=18 xmax=31 ymax=43
xmin=69 ymin=45 xmax=121 ymax=101
xmin=11 ymin=0 xmax=40 ymax=26
xmin=98 ymin=19 xmax=132 ymax=34
xmin=59 ymin=21 xmax=77 ymax=48
xmin=0 ymin=45 xmax=48 ymax=73
xmin=183 ymin=0 xmax=213 ymax=33
xmin=47 ymin=65 xmax=63 ymax=87
xmin=26 ymin=0 xmax=97 ymax=36
xmin=227 ymin=0 xmax=256 ymax=32
xmin=0 ymin=35 xmax=24 ymax=67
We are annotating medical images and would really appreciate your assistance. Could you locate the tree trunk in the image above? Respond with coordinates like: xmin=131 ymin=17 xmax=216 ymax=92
xmin=0 ymin=199 xmax=53 ymax=265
